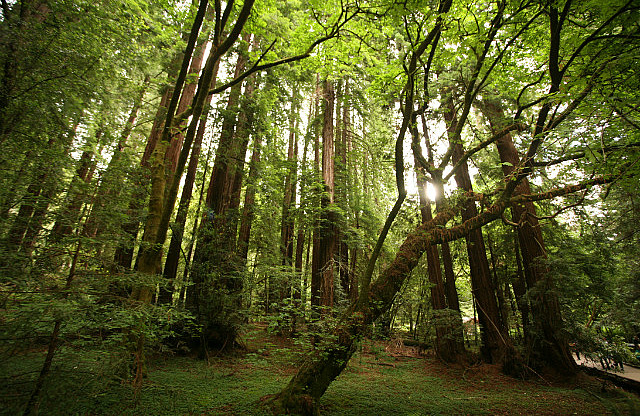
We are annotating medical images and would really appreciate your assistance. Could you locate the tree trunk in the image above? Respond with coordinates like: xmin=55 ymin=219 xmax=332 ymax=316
xmin=132 ymin=0 xmax=211 ymax=302
xmin=416 ymin=173 xmax=464 ymax=363
xmin=237 ymin=133 xmax=262 ymax=262
xmin=159 ymin=59 xmax=220 ymax=304
xmin=49 ymin=147 xmax=97 ymax=241
xmin=188 ymin=25 xmax=256 ymax=350
xmin=281 ymin=98 xmax=298 ymax=269
xmin=444 ymin=97 xmax=514 ymax=366
xmin=311 ymin=79 xmax=336 ymax=312
xmin=482 ymin=99 xmax=576 ymax=374
xmin=272 ymin=191 xmax=515 ymax=414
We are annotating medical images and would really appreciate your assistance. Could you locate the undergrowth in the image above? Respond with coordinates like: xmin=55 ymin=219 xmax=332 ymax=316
xmin=1 ymin=327 xmax=639 ymax=415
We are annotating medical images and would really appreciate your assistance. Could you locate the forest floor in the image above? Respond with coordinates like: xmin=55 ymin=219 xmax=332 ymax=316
xmin=2 ymin=325 xmax=640 ymax=415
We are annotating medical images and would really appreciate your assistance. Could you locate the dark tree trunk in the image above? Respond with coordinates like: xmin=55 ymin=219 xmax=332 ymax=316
xmin=281 ymin=100 xmax=298 ymax=269
xmin=511 ymin=233 xmax=530 ymax=341
xmin=416 ymin=174 xmax=465 ymax=363
xmin=164 ymin=21 xmax=211 ymax=179
xmin=226 ymin=71 xmax=258 ymax=237
xmin=205 ymin=35 xmax=250 ymax=220
xmin=272 ymin=190 xmax=516 ymax=414
xmin=311 ymin=79 xmax=336 ymax=311
xmin=336 ymin=80 xmax=351 ymax=299
xmin=483 ymin=99 xmax=576 ymax=374
xmin=159 ymin=59 xmax=220 ymax=304
xmin=49 ymin=147 xmax=97 ymax=241
xmin=115 ymin=55 xmax=185 ymax=270
xmin=237 ymin=133 xmax=262 ymax=262
xmin=187 ymin=23 xmax=256 ymax=350
xmin=444 ymin=97 xmax=514 ymax=366
xmin=5 ymin=123 xmax=76 ymax=260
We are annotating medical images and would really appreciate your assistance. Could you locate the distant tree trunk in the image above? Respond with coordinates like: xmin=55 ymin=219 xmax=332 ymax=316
xmin=433 ymin=180 xmax=463 ymax=316
xmin=311 ymin=79 xmax=336 ymax=311
xmin=49 ymin=146 xmax=98 ymax=241
xmin=281 ymin=99 xmax=298 ymax=269
xmin=336 ymin=80 xmax=350 ymax=299
xmin=486 ymin=232 xmax=510 ymax=333
xmin=5 ymin=122 xmax=77 ymax=260
xmin=178 ymin=137 xmax=215 ymax=307
xmin=272 ymin=186 xmax=519 ymax=414
xmin=237 ymin=134 xmax=262 ymax=262
xmin=82 ymin=76 xmax=149 ymax=254
xmin=416 ymin=172 xmax=464 ymax=363
xmin=411 ymin=108 xmax=465 ymax=362
xmin=279 ymin=96 xmax=299 ymax=306
xmin=511 ymin=233 xmax=530 ymax=340
xmin=482 ymin=99 xmax=576 ymax=374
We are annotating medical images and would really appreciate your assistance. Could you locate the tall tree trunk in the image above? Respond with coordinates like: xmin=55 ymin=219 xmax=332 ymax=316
xmin=237 ymin=133 xmax=262 ymax=262
xmin=281 ymin=99 xmax=298 ymax=269
xmin=511 ymin=232 xmax=530 ymax=341
xmin=159 ymin=60 xmax=220 ymax=304
xmin=132 ymin=0 xmax=211 ymax=302
xmin=205 ymin=34 xmax=250 ymax=220
xmin=444 ymin=96 xmax=514 ymax=366
xmin=279 ymin=96 xmax=299 ymax=305
xmin=115 ymin=39 xmax=192 ymax=270
xmin=273 ymin=186 xmax=520 ymax=414
xmin=179 ymin=136 xmax=215 ymax=308
xmin=187 ymin=24 xmax=256 ymax=350
xmin=227 ymin=69 xmax=258 ymax=247
xmin=416 ymin=171 xmax=464 ymax=363
xmin=5 ymin=121 xmax=77 ymax=261
xmin=49 ymin=146 xmax=98 ymax=242
xmin=311 ymin=79 xmax=336 ymax=312
xmin=336 ymin=80 xmax=351 ymax=299
xmin=482 ymin=99 xmax=576 ymax=373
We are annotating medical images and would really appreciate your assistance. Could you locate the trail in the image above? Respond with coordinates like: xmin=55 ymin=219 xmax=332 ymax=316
xmin=575 ymin=354 xmax=640 ymax=383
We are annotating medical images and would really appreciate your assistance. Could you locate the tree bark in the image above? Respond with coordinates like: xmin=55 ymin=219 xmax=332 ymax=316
xmin=444 ymin=96 xmax=514 ymax=366
xmin=311 ymin=79 xmax=336 ymax=311
xmin=237 ymin=132 xmax=262 ymax=262
xmin=482 ymin=99 xmax=576 ymax=374
xmin=416 ymin=171 xmax=465 ymax=362
xmin=187 ymin=14 xmax=256 ymax=349
xmin=159 ymin=59 xmax=220 ymax=304
xmin=273 ymin=186 xmax=516 ymax=414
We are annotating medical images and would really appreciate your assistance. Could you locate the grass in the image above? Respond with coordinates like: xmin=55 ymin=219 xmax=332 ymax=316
xmin=1 ymin=326 xmax=639 ymax=415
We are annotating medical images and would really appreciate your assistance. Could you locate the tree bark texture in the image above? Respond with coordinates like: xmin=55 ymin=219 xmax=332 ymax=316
xmin=444 ymin=97 xmax=514 ymax=366
xmin=311 ymin=79 xmax=336 ymax=311
xmin=160 ymin=60 xmax=220 ymax=303
xmin=483 ymin=99 xmax=576 ymax=374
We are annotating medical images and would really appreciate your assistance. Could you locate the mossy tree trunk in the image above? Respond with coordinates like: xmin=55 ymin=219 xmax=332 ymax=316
xmin=273 ymin=193 xmax=513 ymax=414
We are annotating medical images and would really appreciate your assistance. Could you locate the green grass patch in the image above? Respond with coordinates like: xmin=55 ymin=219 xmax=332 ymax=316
xmin=2 ymin=334 xmax=639 ymax=415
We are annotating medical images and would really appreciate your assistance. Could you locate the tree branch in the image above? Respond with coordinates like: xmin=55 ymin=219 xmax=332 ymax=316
xmin=443 ymin=122 xmax=528 ymax=182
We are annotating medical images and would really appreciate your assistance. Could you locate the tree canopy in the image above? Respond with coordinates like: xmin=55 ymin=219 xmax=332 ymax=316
xmin=1 ymin=0 xmax=639 ymax=414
